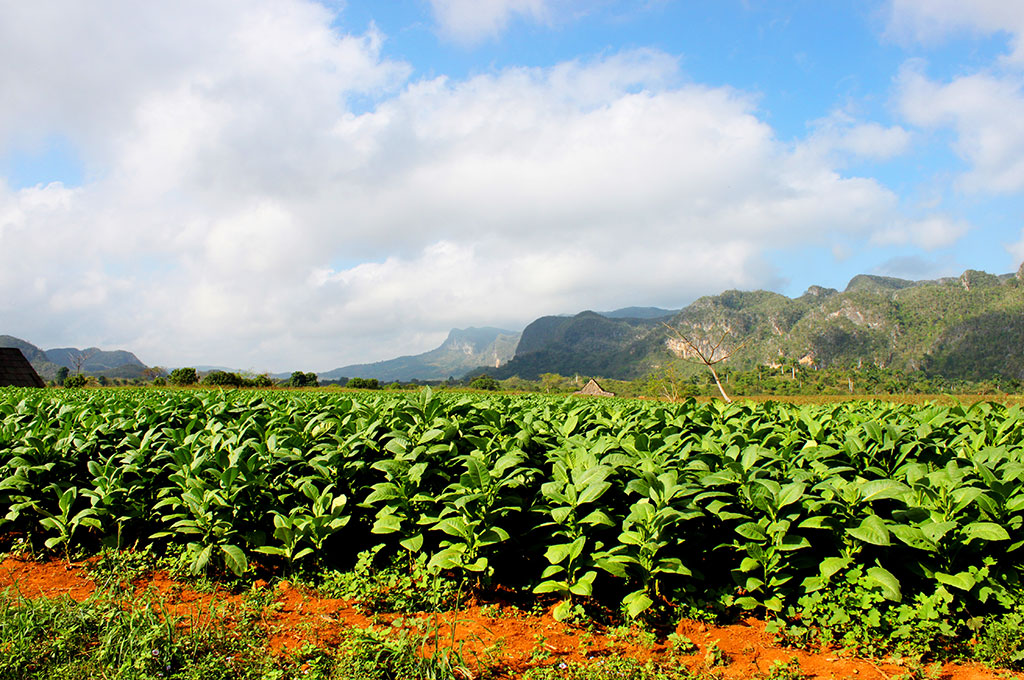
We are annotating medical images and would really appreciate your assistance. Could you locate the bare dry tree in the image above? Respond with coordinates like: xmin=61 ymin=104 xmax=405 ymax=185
xmin=71 ymin=349 xmax=97 ymax=376
xmin=662 ymin=322 xmax=746 ymax=403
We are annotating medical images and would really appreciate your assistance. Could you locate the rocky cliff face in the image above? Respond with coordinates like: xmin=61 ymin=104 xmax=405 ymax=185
xmin=487 ymin=268 xmax=1024 ymax=381
xmin=321 ymin=327 xmax=520 ymax=381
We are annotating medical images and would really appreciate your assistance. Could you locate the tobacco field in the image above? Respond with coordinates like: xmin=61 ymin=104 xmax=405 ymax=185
xmin=2 ymin=385 xmax=1024 ymax=671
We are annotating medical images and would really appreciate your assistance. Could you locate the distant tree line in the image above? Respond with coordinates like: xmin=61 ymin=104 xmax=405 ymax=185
xmin=49 ymin=360 xmax=1024 ymax=398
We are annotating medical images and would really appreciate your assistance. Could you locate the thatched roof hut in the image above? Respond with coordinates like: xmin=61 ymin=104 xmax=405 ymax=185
xmin=574 ymin=378 xmax=614 ymax=397
xmin=0 ymin=348 xmax=46 ymax=387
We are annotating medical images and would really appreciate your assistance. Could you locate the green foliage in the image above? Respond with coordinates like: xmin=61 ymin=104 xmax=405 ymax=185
xmin=2 ymin=386 xmax=1024 ymax=663
xmin=168 ymin=367 xmax=199 ymax=386
xmin=289 ymin=371 xmax=319 ymax=388
xmin=0 ymin=589 xmax=267 ymax=679
xmin=763 ymin=657 xmax=806 ymax=680
xmin=345 ymin=377 xmax=379 ymax=389
xmin=491 ymin=269 xmax=1024 ymax=385
xmin=468 ymin=375 xmax=500 ymax=391
xmin=522 ymin=657 xmax=695 ymax=679
xmin=62 ymin=374 xmax=87 ymax=389
xmin=201 ymin=370 xmax=246 ymax=387
xmin=318 ymin=548 xmax=463 ymax=613
xmin=974 ymin=602 xmax=1024 ymax=670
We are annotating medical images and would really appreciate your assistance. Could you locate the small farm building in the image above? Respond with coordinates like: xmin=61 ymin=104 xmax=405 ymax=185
xmin=0 ymin=348 xmax=46 ymax=387
xmin=575 ymin=378 xmax=614 ymax=397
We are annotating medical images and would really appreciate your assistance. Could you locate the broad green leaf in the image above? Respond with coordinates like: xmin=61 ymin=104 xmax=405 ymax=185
xmin=552 ymin=600 xmax=574 ymax=621
xmin=400 ymin=534 xmax=424 ymax=552
xmin=935 ymin=571 xmax=975 ymax=591
xmin=221 ymin=545 xmax=248 ymax=576
xmin=860 ymin=479 xmax=909 ymax=503
xmin=777 ymin=482 xmax=806 ymax=510
xmin=623 ymin=591 xmax=654 ymax=619
xmin=890 ymin=525 xmax=936 ymax=551
xmin=866 ymin=566 xmax=901 ymax=601
xmin=848 ymin=515 xmax=891 ymax=546
xmin=533 ymin=581 xmax=567 ymax=595
xmin=735 ymin=522 xmax=767 ymax=542
xmin=819 ymin=556 xmax=851 ymax=580
xmin=963 ymin=522 xmax=1010 ymax=542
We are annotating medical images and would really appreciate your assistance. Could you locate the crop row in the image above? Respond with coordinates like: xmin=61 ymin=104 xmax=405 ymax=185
xmin=1 ymin=386 xmax=1023 ymax=624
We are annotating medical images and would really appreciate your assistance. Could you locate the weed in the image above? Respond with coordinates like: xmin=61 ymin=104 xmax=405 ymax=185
xmin=667 ymin=632 xmax=699 ymax=655
xmin=522 ymin=657 xmax=695 ymax=679
xmin=530 ymin=633 xmax=554 ymax=662
xmin=894 ymin=660 xmax=943 ymax=680
xmin=974 ymin=606 xmax=1024 ymax=670
xmin=703 ymin=640 xmax=729 ymax=667
xmin=762 ymin=656 xmax=806 ymax=680
xmin=318 ymin=548 xmax=463 ymax=613
xmin=778 ymin=565 xmax=962 ymax=659
xmin=85 ymin=547 xmax=157 ymax=590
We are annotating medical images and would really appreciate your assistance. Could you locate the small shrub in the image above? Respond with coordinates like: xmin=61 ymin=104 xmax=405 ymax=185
xmin=202 ymin=370 xmax=246 ymax=387
xmin=468 ymin=375 xmax=500 ymax=391
xmin=975 ymin=606 xmax=1024 ymax=670
xmin=168 ymin=367 xmax=199 ymax=386
xmin=318 ymin=549 xmax=462 ymax=613
xmin=289 ymin=371 xmax=319 ymax=388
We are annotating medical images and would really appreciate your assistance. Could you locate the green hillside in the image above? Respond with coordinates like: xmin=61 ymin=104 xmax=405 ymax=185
xmin=322 ymin=327 xmax=520 ymax=382
xmin=485 ymin=266 xmax=1024 ymax=382
xmin=0 ymin=336 xmax=150 ymax=380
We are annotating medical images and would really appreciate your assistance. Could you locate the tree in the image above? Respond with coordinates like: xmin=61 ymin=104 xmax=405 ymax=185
xmin=141 ymin=366 xmax=166 ymax=381
xmin=289 ymin=371 xmax=319 ymax=388
xmin=169 ymin=367 xmax=199 ymax=386
xmin=469 ymin=375 xmax=500 ymax=391
xmin=346 ymin=377 xmax=380 ymax=390
xmin=662 ymin=322 xmax=745 ymax=403
xmin=70 ymin=349 xmax=97 ymax=375
xmin=202 ymin=370 xmax=245 ymax=387
xmin=63 ymin=374 xmax=87 ymax=389
xmin=252 ymin=374 xmax=273 ymax=388
xmin=539 ymin=373 xmax=568 ymax=393
xmin=55 ymin=366 xmax=70 ymax=385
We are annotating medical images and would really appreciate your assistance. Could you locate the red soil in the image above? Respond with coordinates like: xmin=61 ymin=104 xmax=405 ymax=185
xmin=0 ymin=555 xmax=1018 ymax=680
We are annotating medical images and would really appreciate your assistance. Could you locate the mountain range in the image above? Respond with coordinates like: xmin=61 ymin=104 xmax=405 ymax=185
xmin=5 ymin=265 xmax=1024 ymax=384
xmin=483 ymin=266 xmax=1024 ymax=381
xmin=320 ymin=327 xmax=521 ymax=382
xmin=0 ymin=336 xmax=148 ymax=380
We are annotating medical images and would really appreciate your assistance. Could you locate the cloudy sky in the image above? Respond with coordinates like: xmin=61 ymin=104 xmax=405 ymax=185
xmin=2 ymin=1 xmax=1023 ymax=373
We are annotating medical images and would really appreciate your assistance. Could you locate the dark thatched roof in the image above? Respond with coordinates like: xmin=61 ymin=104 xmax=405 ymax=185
xmin=574 ymin=378 xmax=614 ymax=397
xmin=0 ymin=348 xmax=46 ymax=387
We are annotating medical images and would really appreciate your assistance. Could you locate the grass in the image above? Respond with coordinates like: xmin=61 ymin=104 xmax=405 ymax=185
xmin=4 ymin=545 xmax=1024 ymax=678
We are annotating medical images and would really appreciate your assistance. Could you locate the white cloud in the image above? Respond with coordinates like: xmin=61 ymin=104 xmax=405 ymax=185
xmin=0 ymin=3 xmax=942 ymax=372
xmin=870 ymin=215 xmax=970 ymax=250
xmin=872 ymin=255 xmax=960 ymax=281
xmin=807 ymin=112 xmax=911 ymax=161
xmin=898 ymin=64 xmax=1024 ymax=193
xmin=428 ymin=0 xmax=552 ymax=44
xmin=1007 ymin=229 xmax=1024 ymax=266
xmin=886 ymin=0 xmax=1024 ymax=65
xmin=886 ymin=2 xmax=1024 ymax=194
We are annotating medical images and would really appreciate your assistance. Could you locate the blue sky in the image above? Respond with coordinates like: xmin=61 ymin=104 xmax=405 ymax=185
xmin=1 ymin=0 xmax=1023 ymax=371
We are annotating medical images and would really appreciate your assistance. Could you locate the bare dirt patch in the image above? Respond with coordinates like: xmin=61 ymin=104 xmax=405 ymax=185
xmin=0 ymin=556 xmax=1018 ymax=680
